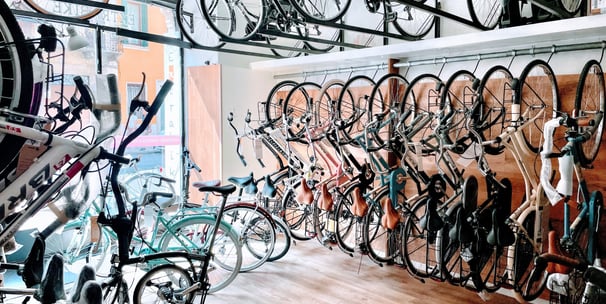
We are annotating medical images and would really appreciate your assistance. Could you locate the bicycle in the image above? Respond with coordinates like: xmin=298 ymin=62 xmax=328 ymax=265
xmin=132 ymin=184 xmax=237 ymax=304
xmin=8 ymin=0 xmax=111 ymax=20
xmin=467 ymin=0 xmax=585 ymax=29
xmin=200 ymin=0 xmax=345 ymax=57
xmin=523 ymin=111 xmax=605 ymax=303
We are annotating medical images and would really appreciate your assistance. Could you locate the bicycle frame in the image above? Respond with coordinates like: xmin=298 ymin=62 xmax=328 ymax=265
xmin=0 ymin=114 xmax=107 ymax=247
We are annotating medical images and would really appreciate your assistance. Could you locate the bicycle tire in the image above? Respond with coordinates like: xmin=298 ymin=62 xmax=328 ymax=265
xmin=336 ymin=74 xmax=376 ymax=146
xmin=402 ymin=73 xmax=443 ymax=146
xmin=24 ymin=0 xmax=105 ymax=20
xmin=511 ymin=210 xmax=547 ymax=301
xmin=201 ymin=0 xmax=263 ymax=41
xmin=86 ymin=227 xmax=114 ymax=277
xmin=264 ymin=80 xmax=298 ymax=128
xmin=313 ymin=79 xmax=344 ymax=140
xmin=574 ymin=59 xmax=605 ymax=167
xmin=0 ymin=0 xmax=35 ymax=182
xmin=440 ymin=70 xmax=477 ymax=148
xmin=133 ymin=263 xmax=195 ymax=304
xmin=365 ymin=73 xmax=409 ymax=150
xmin=283 ymin=81 xmax=321 ymax=140
xmin=387 ymin=0 xmax=435 ymax=39
xmin=268 ymin=215 xmax=292 ymax=261
xmin=402 ymin=196 xmax=435 ymax=278
xmin=439 ymin=202 xmax=470 ymax=285
xmin=102 ymin=278 xmax=128 ymax=304
xmin=177 ymin=0 xmax=225 ymax=48
xmin=281 ymin=187 xmax=314 ymax=241
xmin=269 ymin=38 xmax=305 ymax=58
xmin=120 ymin=172 xmax=177 ymax=208
xmin=312 ymin=193 xmax=335 ymax=247
xmin=363 ymin=188 xmax=406 ymax=264
xmin=159 ymin=215 xmax=242 ymax=293
xmin=466 ymin=0 xmax=502 ymax=30
xmin=475 ymin=65 xmax=514 ymax=153
xmin=290 ymin=0 xmax=351 ymax=22
xmin=222 ymin=204 xmax=276 ymax=272
xmin=515 ymin=59 xmax=560 ymax=153
xmin=334 ymin=183 xmax=358 ymax=254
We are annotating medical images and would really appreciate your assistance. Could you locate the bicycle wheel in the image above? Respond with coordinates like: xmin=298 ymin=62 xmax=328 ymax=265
xmin=475 ymin=65 xmax=514 ymax=153
xmin=387 ymin=0 xmax=435 ymax=39
xmin=511 ymin=210 xmax=547 ymax=301
xmin=336 ymin=75 xmax=376 ymax=145
xmin=365 ymin=73 xmax=409 ymax=149
xmin=312 ymin=79 xmax=343 ymax=140
xmin=291 ymin=0 xmax=351 ymax=22
xmin=86 ymin=227 xmax=115 ymax=277
xmin=268 ymin=216 xmax=292 ymax=261
xmin=363 ymin=188 xmax=406 ymax=264
xmin=24 ymin=0 xmax=105 ymax=20
xmin=334 ymin=184 xmax=358 ymax=254
xmin=303 ymin=23 xmax=341 ymax=53
xmin=574 ymin=59 xmax=605 ymax=167
xmin=312 ymin=193 xmax=335 ymax=247
xmin=441 ymin=70 xmax=477 ymax=147
xmin=558 ymin=0 xmax=583 ymax=14
xmin=133 ymin=264 xmax=195 ymax=304
xmin=269 ymin=37 xmax=306 ymax=58
xmin=177 ymin=0 xmax=225 ymax=48
xmin=283 ymin=81 xmax=321 ymax=139
xmin=159 ymin=216 xmax=242 ymax=293
xmin=466 ymin=0 xmax=502 ymax=30
xmin=201 ymin=0 xmax=263 ymax=41
xmin=264 ymin=80 xmax=298 ymax=128
xmin=102 ymin=278 xmax=128 ymax=304
xmin=402 ymin=197 xmax=435 ymax=278
xmin=439 ymin=202 xmax=471 ymax=285
xmin=281 ymin=187 xmax=314 ymax=241
xmin=222 ymin=204 xmax=276 ymax=272
xmin=516 ymin=59 xmax=560 ymax=153
xmin=402 ymin=73 xmax=443 ymax=145
xmin=120 ymin=172 xmax=177 ymax=208
xmin=0 ymin=0 xmax=35 ymax=180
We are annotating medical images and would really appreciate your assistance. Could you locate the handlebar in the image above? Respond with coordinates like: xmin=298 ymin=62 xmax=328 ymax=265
xmin=101 ymin=76 xmax=173 ymax=261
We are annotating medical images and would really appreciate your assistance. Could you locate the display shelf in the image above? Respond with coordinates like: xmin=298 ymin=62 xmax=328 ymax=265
xmin=250 ymin=14 xmax=606 ymax=77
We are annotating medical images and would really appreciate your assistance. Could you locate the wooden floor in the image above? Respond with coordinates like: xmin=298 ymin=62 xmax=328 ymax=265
xmin=206 ymin=239 xmax=545 ymax=304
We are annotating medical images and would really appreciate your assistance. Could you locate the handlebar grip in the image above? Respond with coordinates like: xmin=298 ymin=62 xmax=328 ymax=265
xmin=245 ymin=111 xmax=251 ymax=123
xmin=73 ymin=76 xmax=93 ymax=109
xmin=148 ymin=80 xmax=174 ymax=116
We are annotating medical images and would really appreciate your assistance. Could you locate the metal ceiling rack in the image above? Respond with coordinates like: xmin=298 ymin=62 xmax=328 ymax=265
xmin=393 ymin=40 xmax=606 ymax=68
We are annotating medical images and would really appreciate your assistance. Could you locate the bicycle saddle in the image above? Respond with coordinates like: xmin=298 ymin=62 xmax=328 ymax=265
xmin=228 ymin=173 xmax=258 ymax=194
xmin=487 ymin=178 xmax=515 ymax=247
xmin=36 ymin=253 xmax=66 ymax=304
xmin=192 ymin=179 xmax=221 ymax=188
xmin=22 ymin=235 xmax=45 ymax=288
xmin=420 ymin=174 xmax=446 ymax=232
xmin=262 ymin=175 xmax=277 ymax=198
xmin=70 ymin=264 xmax=96 ymax=303
xmin=197 ymin=184 xmax=237 ymax=195
xmin=420 ymin=196 xmax=444 ymax=232
xmin=296 ymin=178 xmax=314 ymax=205
xmin=351 ymin=187 xmax=369 ymax=218
xmin=318 ymin=183 xmax=334 ymax=211
xmin=381 ymin=198 xmax=399 ymax=231
xmin=449 ymin=175 xmax=477 ymax=244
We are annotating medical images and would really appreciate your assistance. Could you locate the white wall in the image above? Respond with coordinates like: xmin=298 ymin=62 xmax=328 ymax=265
xmin=220 ymin=65 xmax=277 ymax=182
